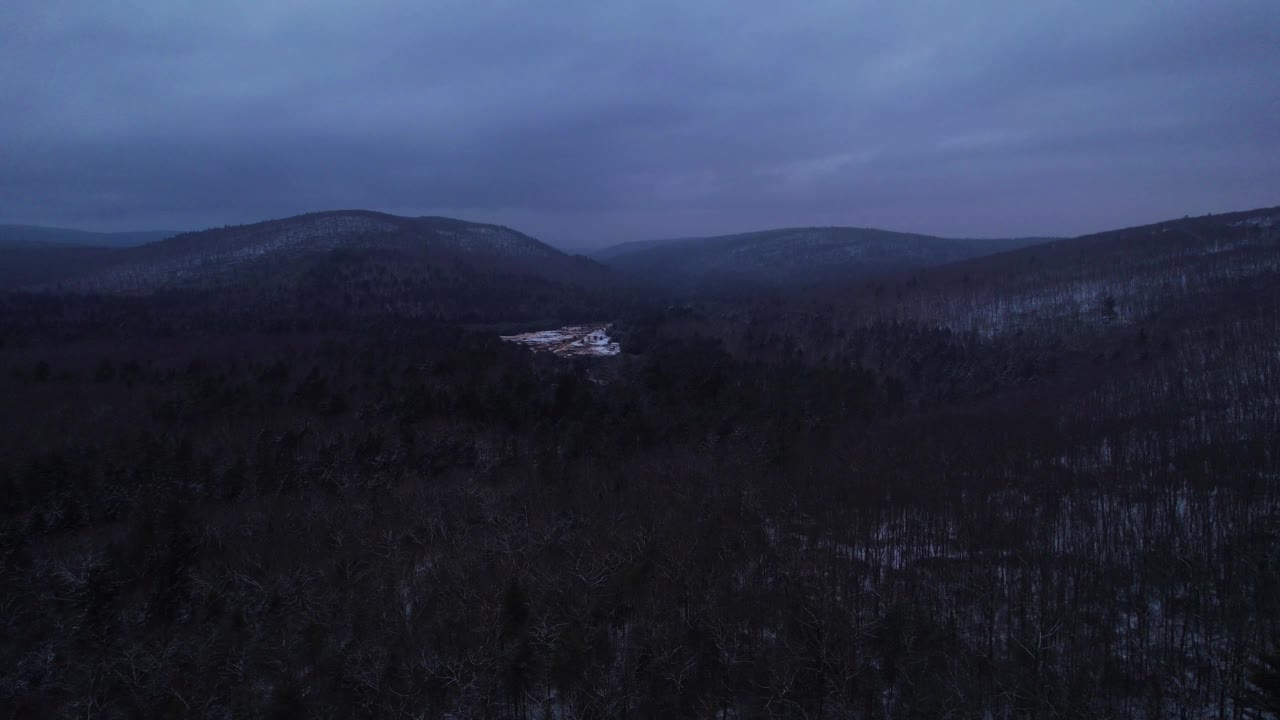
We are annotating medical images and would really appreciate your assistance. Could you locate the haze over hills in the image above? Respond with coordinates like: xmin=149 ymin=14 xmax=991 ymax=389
xmin=0 ymin=224 xmax=180 ymax=248
xmin=594 ymin=226 xmax=1056 ymax=291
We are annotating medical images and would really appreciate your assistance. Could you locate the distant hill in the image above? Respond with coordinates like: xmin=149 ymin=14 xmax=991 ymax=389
xmin=1 ymin=210 xmax=604 ymax=293
xmin=817 ymin=206 xmax=1280 ymax=340
xmin=0 ymin=224 xmax=179 ymax=248
xmin=594 ymin=226 xmax=1054 ymax=291
xmin=0 ymin=210 xmax=617 ymax=330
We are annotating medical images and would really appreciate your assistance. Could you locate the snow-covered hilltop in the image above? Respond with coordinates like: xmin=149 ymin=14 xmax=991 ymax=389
xmin=501 ymin=324 xmax=621 ymax=357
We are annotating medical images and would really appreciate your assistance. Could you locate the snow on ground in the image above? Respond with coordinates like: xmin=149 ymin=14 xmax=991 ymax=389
xmin=501 ymin=324 xmax=621 ymax=357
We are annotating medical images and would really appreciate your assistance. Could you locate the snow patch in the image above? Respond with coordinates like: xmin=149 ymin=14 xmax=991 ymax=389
xmin=501 ymin=324 xmax=621 ymax=357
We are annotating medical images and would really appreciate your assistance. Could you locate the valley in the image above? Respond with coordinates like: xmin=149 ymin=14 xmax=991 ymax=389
xmin=1 ymin=206 xmax=1276 ymax=719
xmin=6 ymin=4 xmax=1275 ymax=716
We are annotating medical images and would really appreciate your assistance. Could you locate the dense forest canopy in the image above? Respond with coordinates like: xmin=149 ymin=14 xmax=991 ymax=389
xmin=1 ymin=208 xmax=1278 ymax=719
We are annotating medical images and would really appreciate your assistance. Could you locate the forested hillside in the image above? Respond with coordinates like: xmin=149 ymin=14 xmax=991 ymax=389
xmin=0 ymin=208 xmax=1277 ymax=719
xmin=596 ymin=226 xmax=1052 ymax=292
xmin=0 ymin=211 xmax=606 ymax=298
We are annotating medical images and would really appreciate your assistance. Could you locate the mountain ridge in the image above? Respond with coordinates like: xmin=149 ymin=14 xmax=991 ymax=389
xmin=595 ymin=225 xmax=1056 ymax=291
xmin=807 ymin=205 xmax=1280 ymax=340
xmin=2 ymin=210 xmax=607 ymax=294
xmin=593 ymin=227 xmax=1056 ymax=261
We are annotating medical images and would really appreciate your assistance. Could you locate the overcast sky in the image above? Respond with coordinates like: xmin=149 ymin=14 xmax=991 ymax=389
xmin=2 ymin=1 xmax=1277 ymax=247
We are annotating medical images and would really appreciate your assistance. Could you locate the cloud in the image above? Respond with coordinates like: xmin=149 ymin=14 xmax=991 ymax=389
xmin=1 ymin=0 xmax=1276 ymax=244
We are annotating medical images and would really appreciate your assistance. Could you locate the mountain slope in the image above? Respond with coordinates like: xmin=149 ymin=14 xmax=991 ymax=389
xmin=4 ymin=210 xmax=603 ymax=294
xmin=820 ymin=206 xmax=1280 ymax=339
xmin=0 ymin=224 xmax=179 ymax=248
xmin=596 ymin=226 xmax=1052 ymax=290
xmin=0 ymin=210 xmax=619 ymax=332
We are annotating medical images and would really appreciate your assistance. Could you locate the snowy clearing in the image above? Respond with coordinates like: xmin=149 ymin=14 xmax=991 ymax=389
xmin=501 ymin=324 xmax=621 ymax=357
